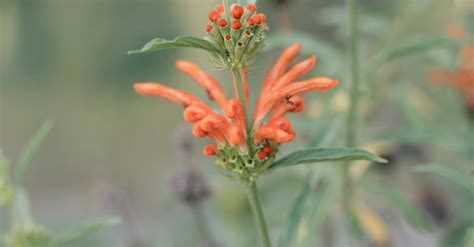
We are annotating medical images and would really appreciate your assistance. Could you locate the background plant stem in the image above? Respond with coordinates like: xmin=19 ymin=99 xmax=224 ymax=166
xmin=190 ymin=203 xmax=217 ymax=247
xmin=246 ymin=180 xmax=271 ymax=247
xmin=342 ymin=0 xmax=360 ymax=211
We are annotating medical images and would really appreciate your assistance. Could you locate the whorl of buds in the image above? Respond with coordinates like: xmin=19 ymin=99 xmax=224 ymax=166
xmin=204 ymin=2 xmax=268 ymax=68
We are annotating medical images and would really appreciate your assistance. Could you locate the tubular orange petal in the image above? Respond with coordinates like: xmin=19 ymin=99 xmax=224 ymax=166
xmin=280 ymin=77 xmax=338 ymax=96
xmin=270 ymin=55 xmax=317 ymax=91
xmin=200 ymin=114 xmax=228 ymax=132
xmin=183 ymin=103 xmax=212 ymax=122
xmin=255 ymin=77 xmax=337 ymax=127
xmin=227 ymin=125 xmax=246 ymax=145
xmin=254 ymin=127 xmax=294 ymax=143
xmin=176 ymin=60 xmax=228 ymax=110
xmin=192 ymin=122 xmax=208 ymax=138
xmin=269 ymin=95 xmax=304 ymax=120
xmin=225 ymin=99 xmax=245 ymax=128
xmin=262 ymin=42 xmax=301 ymax=90
xmin=266 ymin=117 xmax=292 ymax=131
xmin=134 ymin=82 xmax=202 ymax=107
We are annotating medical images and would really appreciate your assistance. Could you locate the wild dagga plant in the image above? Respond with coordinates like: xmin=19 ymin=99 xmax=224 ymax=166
xmin=129 ymin=1 xmax=386 ymax=246
xmin=0 ymin=122 xmax=119 ymax=247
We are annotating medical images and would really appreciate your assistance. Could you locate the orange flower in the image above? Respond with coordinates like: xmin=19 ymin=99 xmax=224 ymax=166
xmin=431 ymin=25 xmax=474 ymax=110
xmin=134 ymin=43 xmax=338 ymax=177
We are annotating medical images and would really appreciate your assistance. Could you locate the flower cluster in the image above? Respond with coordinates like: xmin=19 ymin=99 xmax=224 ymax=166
xmin=134 ymin=43 xmax=338 ymax=181
xmin=204 ymin=3 xmax=268 ymax=69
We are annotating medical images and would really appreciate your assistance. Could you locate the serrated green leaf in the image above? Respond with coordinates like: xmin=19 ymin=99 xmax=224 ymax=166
xmin=269 ymin=148 xmax=387 ymax=170
xmin=362 ymin=179 xmax=430 ymax=232
xmin=369 ymin=36 xmax=465 ymax=68
xmin=50 ymin=217 xmax=121 ymax=247
xmin=414 ymin=164 xmax=474 ymax=195
xmin=14 ymin=121 xmax=53 ymax=186
xmin=278 ymin=176 xmax=316 ymax=247
xmin=128 ymin=36 xmax=220 ymax=55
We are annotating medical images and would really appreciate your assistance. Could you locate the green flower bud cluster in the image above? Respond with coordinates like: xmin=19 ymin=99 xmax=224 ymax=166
xmin=214 ymin=142 xmax=278 ymax=182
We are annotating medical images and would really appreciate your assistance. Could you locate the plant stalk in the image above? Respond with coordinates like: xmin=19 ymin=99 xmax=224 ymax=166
xmin=190 ymin=203 xmax=217 ymax=247
xmin=231 ymin=68 xmax=252 ymax=134
xmin=343 ymin=0 xmax=360 ymax=212
xmin=246 ymin=180 xmax=271 ymax=247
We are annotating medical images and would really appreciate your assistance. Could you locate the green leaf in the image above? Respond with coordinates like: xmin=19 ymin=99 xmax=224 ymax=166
xmin=414 ymin=164 xmax=474 ymax=195
xmin=303 ymin=178 xmax=340 ymax=247
xmin=269 ymin=148 xmax=387 ymax=170
xmin=368 ymin=36 xmax=465 ymax=68
xmin=128 ymin=36 xmax=220 ymax=55
xmin=362 ymin=179 xmax=430 ymax=232
xmin=51 ymin=217 xmax=121 ymax=247
xmin=14 ymin=121 xmax=53 ymax=186
xmin=278 ymin=176 xmax=316 ymax=247
xmin=13 ymin=188 xmax=34 ymax=228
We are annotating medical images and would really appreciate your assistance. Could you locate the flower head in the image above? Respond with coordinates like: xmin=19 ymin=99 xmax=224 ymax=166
xmin=134 ymin=43 xmax=338 ymax=180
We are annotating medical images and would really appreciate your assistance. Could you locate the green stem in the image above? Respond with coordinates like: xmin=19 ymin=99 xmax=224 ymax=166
xmin=343 ymin=0 xmax=360 ymax=211
xmin=469 ymin=118 xmax=474 ymax=160
xmin=246 ymin=180 xmax=271 ymax=247
xmin=231 ymin=68 xmax=251 ymax=133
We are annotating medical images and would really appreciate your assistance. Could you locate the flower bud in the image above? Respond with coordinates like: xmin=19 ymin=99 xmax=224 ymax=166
xmin=231 ymin=5 xmax=244 ymax=19
xmin=218 ymin=19 xmax=228 ymax=27
xmin=232 ymin=20 xmax=242 ymax=30
xmin=208 ymin=11 xmax=220 ymax=22
xmin=246 ymin=16 xmax=257 ymax=26
xmin=215 ymin=3 xmax=224 ymax=13
xmin=263 ymin=145 xmax=273 ymax=153
xmin=205 ymin=24 xmax=213 ymax=33
xmin=257 ymin=151 xmax=267 ymax=160
xmin=203 ymin=144 xmax=217 ymax=156
xmin=254 ymin=13 xmax=266 ymax=24
xmin=246 ymin=3 xmax=257 ymax=12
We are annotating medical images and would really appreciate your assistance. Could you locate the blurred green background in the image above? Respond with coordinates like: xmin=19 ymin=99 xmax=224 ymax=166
xmin=1 ymin=0 xmax=473 ymax=246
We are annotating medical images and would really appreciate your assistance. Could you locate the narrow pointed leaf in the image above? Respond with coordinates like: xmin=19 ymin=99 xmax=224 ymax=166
xmin=278 ymin=176 xmax=316 ymax=247
xmin=368 ymin=36 xmax=465 ymax=68
xmin=303 ymin=178 xmax=339 ymax=247
xmin=414 ymin=164 xmax=474 ymax=195
xmin=269 ymin=148 xmax=387 ymax=170
xmin=51 ymin=217 xmax=121 ymax=246
xmin=362 ymin=179 xmax=430 ymax=231
xmin=15 ymin=121 xmax=53 ymax=186
xmin=128 ymin=36 xmax=220 ymax=55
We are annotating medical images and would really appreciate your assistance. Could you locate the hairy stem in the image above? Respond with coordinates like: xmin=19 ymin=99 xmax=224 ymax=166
xmin=343 ymin=0 xmax=360 ymax=212
xmin=246 ymin=180 xmax=271 ymax=247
